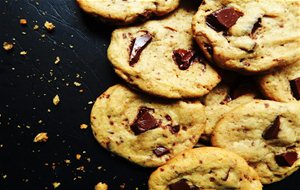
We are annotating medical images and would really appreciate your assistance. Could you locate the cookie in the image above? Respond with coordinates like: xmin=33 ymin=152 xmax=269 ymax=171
xmin=148 ymin=147 xmax=263 ymax=190
xmin=76 ymin=0 xmax=179 ymax=25
xmin=258 ymin=60 xmax=300 ymax=102
xmin=192 ymin=0 xmax=300 ymax=74
xmin=212 ymin=100 xmax=300 ymax=184
xmin=202 ymin=78 xmax=259 ymax=140
xmin=107 ymin=3 xmax=221 ymax=98
xmin=90 ymin=84 xmax=206 ymax=167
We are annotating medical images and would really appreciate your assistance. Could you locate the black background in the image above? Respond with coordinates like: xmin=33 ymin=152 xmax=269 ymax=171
xmin=0 ymin=0 xmax=298 ymax=189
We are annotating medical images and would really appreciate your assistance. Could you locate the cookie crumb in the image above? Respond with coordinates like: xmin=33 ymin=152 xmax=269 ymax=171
xmin=20 ymin=19 xmax=27 ymax=25
xmin=52 ymin=182 xmax=61 ymax=189
xmin=76 ymin=154 xmax=81 ymax=160
xmin=33 ymin=132 xmax=48 ymax=143
xmin=53 ymin=95 xmax=60 ymax=106
xmin=74 ymin=82 xmax=81 ymax=87
xmin=64 ymin=159 xmax=71 ymax=164
xmin=95 ymin=182 xmax=108 ymax=190
xmin=44 ymin=21 xmax=55 ymax=31
xmin=54 ymin=56 xmax=60 ymax=64
xmin=33 ymin=24 xmax=39 ymax=30
xmin=80 ymin=124 xmax=88 ymax=129
xmin=20 ymin=51 xmax=27 ymax=55
xmin=3 ymin=42 xmax=13 ymax=51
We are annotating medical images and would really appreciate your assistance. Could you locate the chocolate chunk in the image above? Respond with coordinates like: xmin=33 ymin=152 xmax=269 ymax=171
xmin=169 ymin=179 xmax=198 ymax=190
xmin=153 ymin=146 xmax=170 ymax=157
xmin=169 ymin=125 xmax=180 ymax=134
xmin=129 ymin=33 xmax=152 ymax=66
xmin=251 ymin=18 xmax=262 ymax=34
xmin=290 ymin=77 xmax=300 ymax=100
xmin=206 ymin=7 xmax=243 ymax=31
xmin=262 ymin=116 xmax=281 ymax=140
xmin=172 ymin=49 xmax=196 ymax=70
xmin=275 ymin=152 xmax=298 ymax=167
xmin=130 ymin=107 xmax=158 ymax=135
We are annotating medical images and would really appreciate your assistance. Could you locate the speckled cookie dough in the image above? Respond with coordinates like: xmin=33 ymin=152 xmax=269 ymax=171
xmin=202 ymin=78 xmax=258 ymax=140
xmin=258 ymin=60 xmax=300 ymax=102
xmin=90 ymin=84 xmax=206 ymax=167
xmin=107 ymin=2 xmax=221 ymax=98
xmin=192 ymin=0 xmax=300 ymax=74
xmin=148 ymin=147 xmax=263 ymax=190
xmin=212 ymin=100 xmax=300 ymax=184
xmin=76 ymin=0 xmax=180 ymax=25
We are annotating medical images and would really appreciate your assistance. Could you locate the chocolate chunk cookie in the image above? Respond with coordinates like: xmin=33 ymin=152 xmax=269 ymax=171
xmin=258 ymin=60 xmax=300 ymax=102
xmin=107 ymin=3 xmax=221 ymax=98
xmin=192 ymin=0 xmax=300 ymax=74
xmin=202 ymin=78 xmax=258 ymax=140
xmin=90 ymin=84 xmax=206 ymax=167
xmin=76 ymin=0 xmax=179 ymax=25
xmin=148 ymin=147 xmax=263 ymax=190
xmin=212 ymin=100 xmax=300 ymax=184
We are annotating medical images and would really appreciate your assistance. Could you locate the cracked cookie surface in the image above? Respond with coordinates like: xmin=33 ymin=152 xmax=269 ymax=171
xmin=148 ymin=147 xmax=262 ymax=190
xmin=192 ymin=0 xmax=300 ymax=74
xmin=76 ymin=0 xmax=179 ymax=25
xmin=212 ymin=100 xmax=300 ymax=184
xmin=90 ymin=84 xmax=206 ymax=167
xmin=107 ymin=2 xmax=221 ymax=98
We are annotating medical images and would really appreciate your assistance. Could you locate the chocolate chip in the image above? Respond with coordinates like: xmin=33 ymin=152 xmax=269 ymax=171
xmin=251 ymin=18 xmax=262 ymax=34
xmin=172 ymin=49 xmax=196 ymax=70
xmin=169 ymin=125 xmax=180 ymax=134
xmin=275 ymin=152 xmax=298 ymax=167
xmin=129 ymin=33 xmax=152 ymax=66
xmin=130 ymin=107 xmax=158 ymax=135
xmin=290 ymin=77 xmax=300 ymax=100
xmin=165 ymin=114 xmax=172 ymax=121
xmin=206 ymin=7 xmax=243 ymax=32
xmin=262 ymin=116 xmax=281 ymax=140
xmin=169 ymin=179 xmax=198 ymax=190
xmin=153 ymin=146 xmax=170 ymax=157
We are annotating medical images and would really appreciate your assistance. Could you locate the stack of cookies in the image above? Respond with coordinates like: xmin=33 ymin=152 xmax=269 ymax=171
xmin=77 ymin=0 xmax=300 ymax=189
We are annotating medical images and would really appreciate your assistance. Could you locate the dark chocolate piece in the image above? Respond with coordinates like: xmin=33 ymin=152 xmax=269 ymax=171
xmin=130 ymin=107 xmax=158 ymax=135
xmin=290 ymin=77 xmax=300 ymax=100
xmin=170 ymin=125 xmax=180 ymax=134
xmin=206 ymin=7 xmax=243 ymax=31
xmin=129 ymin=33 xmax=152 ymax=66
xmin=169 ymin=179 xmax=198 ymax=190
xmin=172 ymin=49 xmax=196 ymax=70
xmin=275 ymin=152 xmax=298 ymax=167
xmin=251 ymin=18 xmax=262 ymax=34
xmin=153 ymin=146 xmax=170 ymax=157
xmin=262 ymin=116 xmax=281 ymax=140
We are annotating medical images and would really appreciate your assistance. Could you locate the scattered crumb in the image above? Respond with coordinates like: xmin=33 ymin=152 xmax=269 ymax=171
xmin=44 ymin=21 xmax=55 ymax=31
xmin=69 ymin=44 xmax=74 ymax=49
xmin=20 ymin=51 xmax=27 ymax=55
xmin=80 ymin=124 xmax=88 ymax=129
xmin=54 ymin=56 xmax=60 ymax=64
xmin=41 ymin=34 xmax=46 ymax=38
xmin=64 ymin=159 xmax=71 ymax=164
xmin=52 ymin=182 xmax=61 ymax=189
xmin=2 ymin=174 xmax=7 ymax=179
xmin=76 ymin=154 xmax=81 ymax=160
xmin=88 ymin=101 xmax=93 ymax=105
xmin=20 ymin=19 xmax=27 ymax=25
xmin=120 ymin=183 xmax=125 ymax=189
xmin=33 ymin=24 xmax=39 ymax=30
xmin=76 ymin=166 xmax=85 ymax=171
xmin=52 ymin=95 xmax=60 ymax=106
xmin=95 ymin=182 xmax=108 ymax=190
xmin=3 ymin=42 xmax=13 ymax=51
xmin=74 ymin=82 xmax=81 ymax=87
xmin=33 ymin=132 xmax=48 ymax=143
